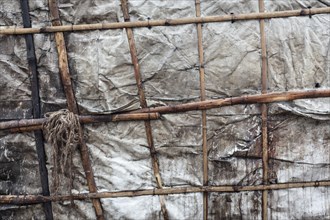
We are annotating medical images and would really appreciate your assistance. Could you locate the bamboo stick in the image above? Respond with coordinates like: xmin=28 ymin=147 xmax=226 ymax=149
xmin=10 ymin=124 xmax=43 ymax=133
xmin=130 ymin=89 xmax=330 ymax=114
xmin=1 ymin=89 xmax=329 ymax=132
xmin=1 ymin=180 xmax=329 ymax=205
xmin=20 ymin=0 xmax=53 ymax=219
xmin=258 ymin=0 xmax=269 ymax=219
xmin=48 ymin=1 xmax=105 ymax=219
xmin=120 ymin=1 xmax=169 ymax=219
xmin=0 ymin=113 xmax=160 ymax=131
xmin=195 ymin=1 xmax=208 ymax=219
xmin=0 ymin=7 xmax=329 ymax=35
xmin=48 ymin=7 xmax=78 ymax=113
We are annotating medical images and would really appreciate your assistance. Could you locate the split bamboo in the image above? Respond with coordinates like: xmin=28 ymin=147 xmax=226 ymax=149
xmin=120 ymin=1 xmax=169 ymax=219
xmin=0 ymin=113 xmax=161 ymax=131
xmin=130 ymin=89 xmax=330 ymax=114
xmin=20 ymin=0 xmax=53 ymax=218
xmin=195 ymin=1 xmax=208 ymax=219
xmin=48 ymin=1 xmax=104 ymax=219
xmin=0 ymin=7 xmax=329 ymax=35
xmin=1 ymin=180 xmax=329 ymax=205
xmin=258 ymin=0 xmax=269 ymax=219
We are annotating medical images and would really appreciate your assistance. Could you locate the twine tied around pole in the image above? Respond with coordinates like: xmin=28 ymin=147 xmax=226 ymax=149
xmin=43 ymin=109 xmax=81 ymax=196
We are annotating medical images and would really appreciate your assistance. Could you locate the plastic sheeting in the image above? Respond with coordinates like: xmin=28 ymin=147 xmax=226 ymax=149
xmin=0 ymin=0 xmax=330 ymax=219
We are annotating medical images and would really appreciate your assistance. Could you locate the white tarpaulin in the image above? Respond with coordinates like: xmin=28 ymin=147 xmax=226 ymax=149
xmin=0 ymin=0 xmax=329 ymax=219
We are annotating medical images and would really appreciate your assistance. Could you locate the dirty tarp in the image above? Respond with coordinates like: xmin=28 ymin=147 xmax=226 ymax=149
xmin=0 ymin=0 xmax=330 ymax=219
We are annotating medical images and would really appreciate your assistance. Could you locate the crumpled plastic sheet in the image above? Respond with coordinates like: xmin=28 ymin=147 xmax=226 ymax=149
xmin=0 ymin=0 xmax=329 ymax=219
xmin=0 ymin=133 xmax=44 ymax=219
xmin=209 ymin=191 xmax=262 ymax=220
xmin=102 ymin=193 xmax=203 ymax=219
xmin=269 ymin=187 xmax=330 ymax=219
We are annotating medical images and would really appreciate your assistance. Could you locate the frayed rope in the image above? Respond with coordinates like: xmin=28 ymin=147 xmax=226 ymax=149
xmin=43 ymin=109 xmax=81 ymax=195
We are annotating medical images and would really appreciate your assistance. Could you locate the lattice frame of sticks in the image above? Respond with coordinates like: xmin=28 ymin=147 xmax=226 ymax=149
xmin=0 ymin=1 xmax=330 ymax=220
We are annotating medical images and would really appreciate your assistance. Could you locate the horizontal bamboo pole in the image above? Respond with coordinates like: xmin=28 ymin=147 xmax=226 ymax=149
xmin=0 ymin=180 xmax=329 ymax=205
xmin=10 ymin=124 xmax=43 ymax=132
xmin=1 ymin=89 xmax=329 ymax=132
xmin=0 ymin=7 xmax=329 ymax=35
xmin=131 ymin=89 xmax=330 ymax=114
xmin=0 ymin=113 xmax=160 ymax=131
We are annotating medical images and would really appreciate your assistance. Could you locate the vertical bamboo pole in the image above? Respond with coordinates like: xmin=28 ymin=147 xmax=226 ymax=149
xmin=47 ymin=0 xmax=78 ymax=113
xmin=47 ymin=1 xmax=104 ymax=219
xmin=120 ymin=1 xmax=169 ymax=219
xmin=20 ymin=0 xmax=53 ymax=219
xmin=195 ymin=0 xmax=208 ymax=219
xmin=258 ymin=0 xmax=269 ymax=219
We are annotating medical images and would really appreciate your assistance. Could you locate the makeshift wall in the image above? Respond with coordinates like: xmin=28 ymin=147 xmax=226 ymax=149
xmin=0 ymin=0 xmax=329 ymax=219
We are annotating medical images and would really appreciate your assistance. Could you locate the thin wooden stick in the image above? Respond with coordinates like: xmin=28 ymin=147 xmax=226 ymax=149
xmin=48 ymin=9 xmax=78 ymax=113
xmin=0 ymin=7 xmax=329 ymax=35
xmin=10 ymin=124 xmax=43 ymax=133
xmin=260 ymin=0 xmax=268 ymax=217
xmin=195 ymin=0 xmax=208 ymax=219
xmin=0 ymin=113 xmax=161 ymax=131
xmin=1 ymin=180 xmax=329 ymax=205
xmin=1 ymin=89 xmax=329 ymax=132
xmin=48 ymin=1 xmax=104 ymax=219
xmin=20 ymin=0 xmax=53 ymax=219
xmin=130 ymin=89 xmax=330 ymax=114
xmin=120 ymin=1 xmax=169 ymax=219
xmin=258 ymin=1 xmax=269 ymax=219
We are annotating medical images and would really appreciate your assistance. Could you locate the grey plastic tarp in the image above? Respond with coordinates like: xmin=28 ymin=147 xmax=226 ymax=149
xmin=0 ymin=0 xmax=330 ymax=219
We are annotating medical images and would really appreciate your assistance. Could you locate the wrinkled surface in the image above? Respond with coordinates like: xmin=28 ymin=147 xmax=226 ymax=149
xmin=0 ymin=0 xmax=329 ymax=219
xmin=269 ymin=187 xmax=330 ymax=219
xmin=209 ymin=191 xmax=262 ymax=220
